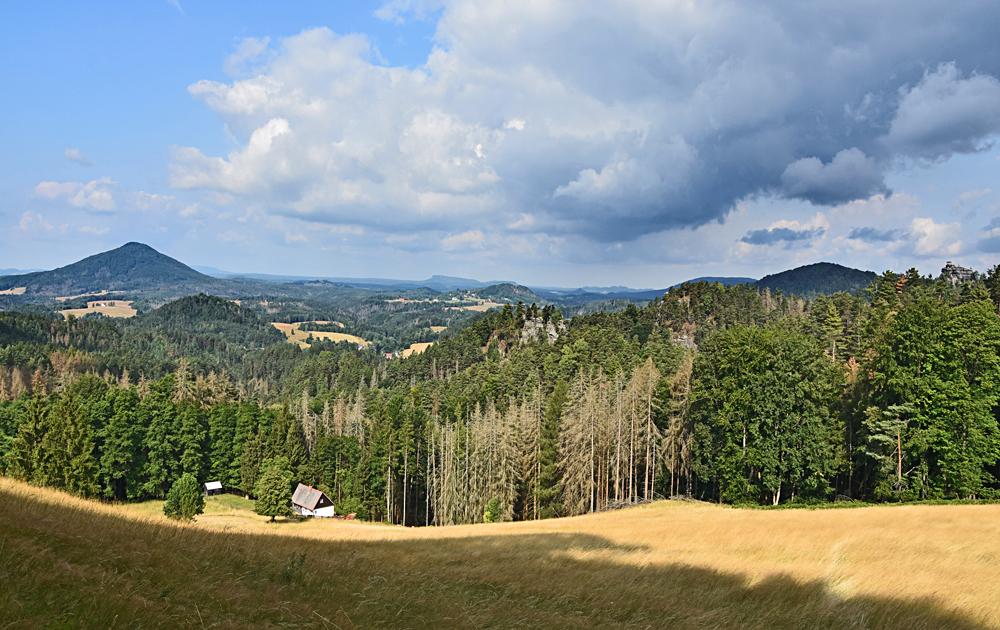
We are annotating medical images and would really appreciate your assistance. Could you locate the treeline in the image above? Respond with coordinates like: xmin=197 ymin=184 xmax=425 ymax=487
xmin=2 ymin=269 xmax=1000 ymax=524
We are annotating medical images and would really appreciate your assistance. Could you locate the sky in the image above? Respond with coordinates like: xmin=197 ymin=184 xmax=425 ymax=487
xmin=2 ymin=0 xmax=999 ymax=288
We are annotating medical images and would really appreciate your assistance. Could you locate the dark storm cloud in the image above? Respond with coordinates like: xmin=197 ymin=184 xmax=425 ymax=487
xmin=741 ymin=226 xmax=825 ymax=246
xmin=174 ymin=1 xmax=1000 ymax=245
xmin=848 ymin=227 xmax=903 ymax=243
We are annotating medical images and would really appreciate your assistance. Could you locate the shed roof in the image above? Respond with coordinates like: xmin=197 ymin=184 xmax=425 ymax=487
xmin=292 ymin=483 xmax=330 ymax=510
xmin=204 ymin=481 xmax=223 ymax=491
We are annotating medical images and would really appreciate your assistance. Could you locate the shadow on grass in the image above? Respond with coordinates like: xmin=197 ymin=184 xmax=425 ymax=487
xmin=0 ymin=485 xmax=990 ymax=629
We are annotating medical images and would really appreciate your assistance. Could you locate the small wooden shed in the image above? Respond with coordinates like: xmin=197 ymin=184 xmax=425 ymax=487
xmin=204 ymin=481 xmax=223 ymax=496
xmin=291 ymin=483 xmax=335 ymax=518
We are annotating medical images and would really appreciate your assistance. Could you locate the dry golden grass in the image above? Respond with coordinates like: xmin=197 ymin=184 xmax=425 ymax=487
xmin=430 ymin=325 xmax=448 ymax=333
xmin=449 ymin=300 xmax=504 ymax=312
xmin=58 ymin=300 xmax=136 ymax=319
xmin=2 ymin=477 xmax=998 ymax=628
xmin=55 ymin=290 xmax=120 ymax=302
xmin=401 ymin=341 xmax=434 ymax=358
xmin=272 ymin=321 xmax=368 ymax=349
xmin=0 ymin=286 xmax=26 ymax=295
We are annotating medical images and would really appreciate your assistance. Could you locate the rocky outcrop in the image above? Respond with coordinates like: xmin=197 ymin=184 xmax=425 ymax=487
xmin=941 ymin=261 xmax=977 ymax=286
xmin=520 ymin=317 xmax=566 ymax=344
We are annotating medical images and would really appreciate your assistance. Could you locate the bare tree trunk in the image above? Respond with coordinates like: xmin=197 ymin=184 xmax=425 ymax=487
xmin=402 ymin=444 xmax=408 ymax=527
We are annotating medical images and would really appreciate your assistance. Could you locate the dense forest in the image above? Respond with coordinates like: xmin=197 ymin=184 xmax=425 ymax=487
xmin=2 ymin=266 xmax=1000 ymax=524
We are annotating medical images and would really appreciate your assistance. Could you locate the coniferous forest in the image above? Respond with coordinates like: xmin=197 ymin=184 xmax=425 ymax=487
xmin=2 ymin=267 xmax=1000 ymax=525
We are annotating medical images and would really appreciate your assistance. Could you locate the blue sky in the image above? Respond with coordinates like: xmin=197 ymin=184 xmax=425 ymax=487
xmin=2 ymin=1 xmax=999 ymax=287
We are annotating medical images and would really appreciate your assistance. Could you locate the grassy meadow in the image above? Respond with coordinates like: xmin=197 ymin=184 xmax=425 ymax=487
xmin=58 ymin=300 xmax=137 ymax=319
xmin=1 ymin=478 xmax=998 ymax=628
xmin=271 ymin=321 xmax=369 ymax=349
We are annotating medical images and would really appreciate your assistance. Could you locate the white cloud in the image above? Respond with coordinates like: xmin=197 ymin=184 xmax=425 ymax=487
xmin=884 ymin=63 xmax=1000 ymax=159
xmin=18 ymin=211 xmax=67 ymax=235
xmin=64 ymin=147 xmax=91 ymax=166
xmin=134 ymin=191 xmax=176 ymax=210
xmin=958 ymin=188 xmax=992 ymax=205
xmin=374 ymin=0 xmax=443 ymax=23
xmin=441 ymin=229 xmax=485 ymax=251
xmin=167 ymin=2 xmax=1000 ymax=261
xmin=909 ymin=217 xmax=961 ymax=257
xmin=224 ymin=36 xmax=270 ymax=77
xmin=34 ymin=178 xmax=116 ymax=211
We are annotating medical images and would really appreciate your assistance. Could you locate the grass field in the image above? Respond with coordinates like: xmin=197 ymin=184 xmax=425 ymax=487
xmin=0 ymin=286 xmax=26 ymax=295
xmin=400 ymin=341 xmax=434 ymax=358
xmin=1 ymin=478 xmax=998 ymax=628
xmin=271 ymin=321 xmax=369 ymax=349
xmin=58 ymin=300 xmax=136 ymax=319
xmin=55 ymin=290 xmax=122 ymax=302
xmin=450 ymin=300 xmax=504 ymax=312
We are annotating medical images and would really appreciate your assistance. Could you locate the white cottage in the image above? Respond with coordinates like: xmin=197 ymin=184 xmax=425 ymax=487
xmin=291 ymin=483 xmax=335 ymax=518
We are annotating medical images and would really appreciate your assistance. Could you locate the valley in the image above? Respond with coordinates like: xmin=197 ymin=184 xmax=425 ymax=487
xmin=1 ymin=243 xmax=999 ymax=629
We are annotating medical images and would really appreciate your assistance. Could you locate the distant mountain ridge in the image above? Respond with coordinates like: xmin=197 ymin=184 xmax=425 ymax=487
xmin=2 ymin=243 xmax=877 ymax=304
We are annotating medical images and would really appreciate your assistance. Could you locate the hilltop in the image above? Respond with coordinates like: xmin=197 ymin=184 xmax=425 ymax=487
xmin=756 ymin=262 xmax=877 ymax=296
xmin=0 ymin=242 xmax=223 ymax=298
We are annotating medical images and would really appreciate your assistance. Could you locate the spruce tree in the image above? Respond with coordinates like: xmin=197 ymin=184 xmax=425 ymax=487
xmin=99 ymin=387 xmax=143 ymax=500
xmin=537 ymin=381 xmax=567 ymax=517
xmin=6 ymin=390 xmax=46 ymax=481
xmin=163 ymin=473 xmax=205 ymax=520
xmin=254 ymin=456 xmax=293 ymax=522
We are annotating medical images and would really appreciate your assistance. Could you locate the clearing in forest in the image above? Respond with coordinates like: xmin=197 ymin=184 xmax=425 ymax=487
xmin=0 ymin=287 xmax=26 ymax=295
xmin=2 ymin=478 xmax=999 ymax=628
xmin=430 ymin=325 xmax=447 ymax=333
xmin=449 ymin=300 xmax=504 ymax=312
xmin=59 ymin=300 xmax=136 ymax=319
xmin=401 ymin=341 xmax=433 ymax=357
xmin=55 ymin=289 xmax=122 ymax=302
xmin=271 ymin=321 xmax=368 ymax=349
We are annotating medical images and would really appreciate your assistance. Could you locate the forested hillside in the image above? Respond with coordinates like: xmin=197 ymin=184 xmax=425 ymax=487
xmin=756 ymin=262 xmax=877 ymax=296
xmin=2 ymin=267 xmax=1000 ymax=525
xmin=0 ymin=242 xmax=223 ymax=297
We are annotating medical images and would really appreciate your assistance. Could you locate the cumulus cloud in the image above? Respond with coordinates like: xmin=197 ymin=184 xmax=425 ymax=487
xmin=64 ymin=147 xmax=91 ymax=166
xmin=909 ymin=217 xmax=961 ymax=257
xmin=34 ymin=178 xmax=116 ymax=212
xmin=169 ymin=1 xmax=1000 ymax=252
xmin=884 ymin=63 xmax=1000 ymax=159
xmin=780 ymin=148 xmax=888 ymax=205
